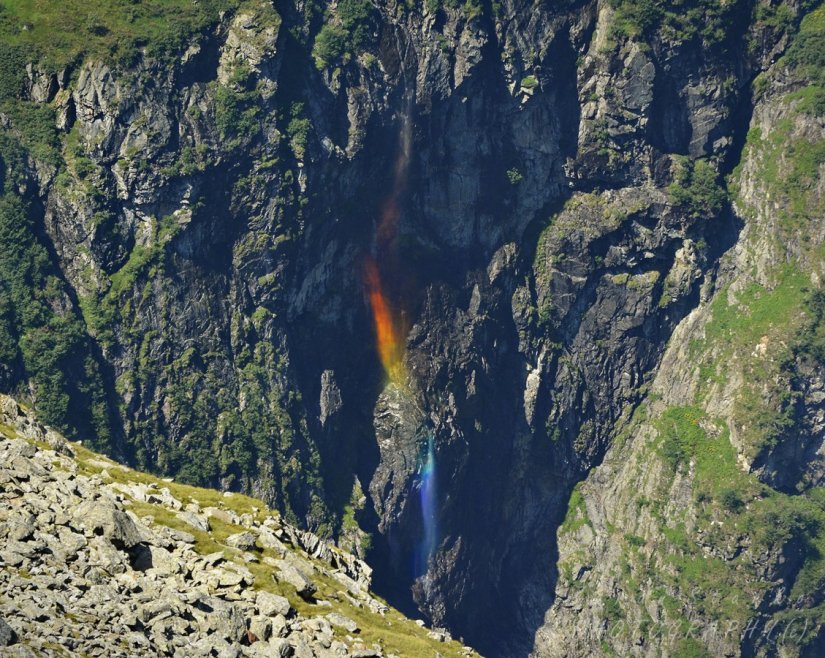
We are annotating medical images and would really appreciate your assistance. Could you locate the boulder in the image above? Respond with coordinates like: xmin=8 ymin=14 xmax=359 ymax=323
xmin=0 ymin=617 xmax=17 ymax=646
xmin=256 ymin=591 xmax=292 ymax=617
xmin=176 ymin=511 xmax=209 ymax=532
xmin=72 ymin=498 xmax=143 ymax=549
xmin=225 ymin=531 xmax=257 ymax=551
xmin=327 ymin=612 xmax=359 ymax=634
xmin=275 ymin=561 xmax=317 ymax=600
xmin=249 ymin=615 xmax=272 ymax=642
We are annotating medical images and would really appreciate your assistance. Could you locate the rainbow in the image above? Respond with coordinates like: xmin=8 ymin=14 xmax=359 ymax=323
xmin=363 ymin=257 xmax=406 ymax=385
xmin=363 ymin=103 xmax=440 ymax=578
xmin=365 ymin=107 xmax=412 ymax=385
xmin=416 ymin=434 xmax=438 ymax=577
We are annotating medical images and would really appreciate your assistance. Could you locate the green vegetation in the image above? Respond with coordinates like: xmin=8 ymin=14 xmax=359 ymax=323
xmin=313 ymin=23 xmax=349 ymax=68
xmin=785 ymin=4 xmax=825 ymax=85
xmin=737 ymin=114 xmax=825 ymax=231
xmin=0 ymin=0 xmax=242 ymax=70
xmin=0 ymin=187 xmax=112 ymax=450
xmin=795 ymin=288 xmax=825 ymax=364
xmin=115 ymin=334 xmax=333 ymax=534
xmin=600 ymin=402 xmax=810 ymax=649
xmin=695 ymin=266 xmax=808 ymax=457
xmin=80 ymin=213 xmax=183 ymax=349
xmin=171 ymin=144 xmax=210 ymax=177
xmin=646 ymin=49 xmax=825 ymax=628
xmin=674 ymin=638 xmax=713 ymax=658
xmin=719 ymin=488 xmax=743 ymax=512
xmin=559 ymin=483 xmax=592 ymax=535
xmin=339 ymin=478 xmax=372 ymax=554
xmin=69 ymin=205 xmax=328 ymax=525
xmin=753 ymin=1 xmax=795 ymax=32
xmin=0 ymin=43 xmax=26 ymax=102
xmin=668 ymin=157 xmax=728 ymax=219
xmin=0 ymin=56 xmax=115 ymax=452
xmin=335 ymin=0 xmax=374 ymax=48
xmin=753 ymin=4 xmax=825 ymax=119
xmin=608 ymin=0 xmax=747 ymax=47
xmin=709 ymin=12 xmax=825 ymax=459
xmin=426 ymin=0 xmax=483 ymax=19
xmin=656 ymin=406 xmax=705 ymax=472
xmin=520 ymin=75 xmax=538 ymax=90
xmin=214 ymin=65 xmax=262 ymax=146
xmin=603 ymin=596 xmax=623 ymax=622
xmin=790 ymin=84 xmax=825 ymax=117
xmin=649 ymin=405 xmax=825 ymax=642
xmin=620 ymin=58 xmax=825 ymax=629
xmin=0 ymin=45 xmax=60 ymax=166
xmin=506 ymin=167 xmax=523 ymax=185
xmin=312 ymin=0 xmax=377 ymax=69
xmin=286 ymin=102 xmax=312 ymax=158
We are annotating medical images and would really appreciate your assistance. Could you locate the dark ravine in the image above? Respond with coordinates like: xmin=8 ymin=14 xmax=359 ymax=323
xmin=0 ymin=0 xmax=824 ymax=656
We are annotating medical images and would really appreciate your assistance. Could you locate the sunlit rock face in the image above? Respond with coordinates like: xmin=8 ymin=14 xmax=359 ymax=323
xmin=2 ymin=0 xmax=823 ymax=655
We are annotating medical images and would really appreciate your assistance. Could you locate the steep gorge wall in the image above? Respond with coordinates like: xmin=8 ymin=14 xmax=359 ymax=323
xmin=0 ymin=0 xmax=822 ymax=655
xmin=540 ymin=43 xmax=825 ymax=655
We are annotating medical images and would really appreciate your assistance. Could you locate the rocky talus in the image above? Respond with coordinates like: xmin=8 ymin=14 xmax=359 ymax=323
xmin=0 ymin=394 xmax=475 ymax=658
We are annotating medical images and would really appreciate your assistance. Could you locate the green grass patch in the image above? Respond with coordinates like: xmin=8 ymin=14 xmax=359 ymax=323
xmin=785 ymin=3 xmax=825 ymax=84
xmin=649 ymin=404 xmax=825 ymax=637
xmin=692 ymin=264 xmax=811 ymax=456
xmin=0 ymin=0 xmax=243 ymax=70
xmin=559 ymin=483 xmax=592 ymax=535
xmin=608 ymin=0 xmax=744 ymax=48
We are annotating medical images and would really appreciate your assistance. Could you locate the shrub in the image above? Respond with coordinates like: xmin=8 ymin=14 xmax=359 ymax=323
xmin=609 ymin=0 xmax=740 ymax=47
xmin=719 ymin=488 xmax=744 ymax=512
xmin=312 ymin=0 xmax=376 ymax=69
xmin=786 ymin=5 xmax=825 ymax=83
xmin=793 ymin=86 xmax=825 ymax=117
xmin=0 ymin=43 xmax=25 ymax=102
xmin=3 ymin=101 xmax=60 ymax=165
xmin=603 ymin=596 xmax=623 ymax=622
xmin=657 ymin=406 xmax=706 ymax=472
xmin=506 ymin=167 xmax=523 ymax=185
xmin=214 ymin=69 xmax=261 ymax=144
xmin=287 ymin=103 xmax=311 ymax=158
xmin=0 ymin=192 xmax=113 ymax=448
xmin=610 ymin=0 xmax=662 ymax=40
xmin=338 ymin=0 xmax=373 ymax=47
xmin=313 ymin=23 xmax=349 ymax=68
xmin=793 ymin=289 xmax=825 ymax=364
xmin=668 ymin=157 xmax=728 ymax=219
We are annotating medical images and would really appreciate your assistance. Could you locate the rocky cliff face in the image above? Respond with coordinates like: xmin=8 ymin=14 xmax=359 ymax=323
xmin=0 ymin=0 xmax=823 ymax=655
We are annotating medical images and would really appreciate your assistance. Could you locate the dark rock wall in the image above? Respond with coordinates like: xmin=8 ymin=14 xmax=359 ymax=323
xmin=1 ymin=0 xmax=821 ymax=655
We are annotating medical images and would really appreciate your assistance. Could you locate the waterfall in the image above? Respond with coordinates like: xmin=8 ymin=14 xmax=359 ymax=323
xmin=415 ymin=434 xmax=438 ymax=578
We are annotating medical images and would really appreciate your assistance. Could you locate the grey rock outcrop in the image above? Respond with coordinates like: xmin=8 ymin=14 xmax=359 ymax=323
xmin=0 ymin=395 xmax=477 ymax=658
xmin=0 ymin=617 xmax=16 ymax=647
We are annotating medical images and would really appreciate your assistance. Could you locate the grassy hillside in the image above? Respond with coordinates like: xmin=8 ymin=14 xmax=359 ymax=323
xmin=0 ymin=0 xmax=242 ymax=69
